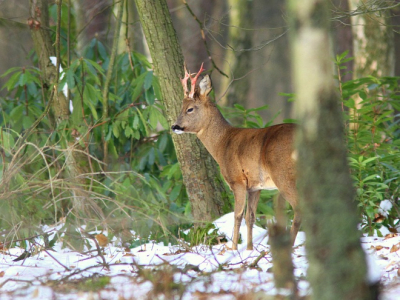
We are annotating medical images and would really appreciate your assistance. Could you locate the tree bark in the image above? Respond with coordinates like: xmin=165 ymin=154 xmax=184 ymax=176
xmin=288 ymin=0 xmax=377 ymax=299
xmin=28 ymin=0 xmax=103 ymax=219
xmin=268 ymin=195 xmax=296 ymax=297
xmin=134 ymin=0 xmax=231 ymax=222
xmin=29 ymin=0 xmax=69 ymax=122
xmin=220 ymin=0 xmax=253 ymax=107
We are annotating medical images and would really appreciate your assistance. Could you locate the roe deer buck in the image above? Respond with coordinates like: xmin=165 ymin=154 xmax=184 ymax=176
xmin=171 ymin=64 xmax=299 ymax=250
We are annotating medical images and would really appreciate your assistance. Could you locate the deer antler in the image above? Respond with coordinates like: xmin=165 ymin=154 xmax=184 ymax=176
xmin=189 ymin=63 xmax=205 ymax=98
xmin=181 ymin=63 xmax=205 ymax=99
xmin=181 ymin=64 xmax=190 ymax=97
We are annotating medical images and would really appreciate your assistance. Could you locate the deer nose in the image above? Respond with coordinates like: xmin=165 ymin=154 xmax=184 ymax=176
xmin=171 ymin=124 xmax=184 ymax=134
xmin=171 ymin=124 xmax=181 ymax=130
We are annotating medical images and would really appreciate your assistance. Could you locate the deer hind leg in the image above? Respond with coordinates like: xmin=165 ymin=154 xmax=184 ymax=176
xmin=232 ymin=184 xmax=247 ymax=250
xmin=246 ymin=190 xmax=261 ymax=250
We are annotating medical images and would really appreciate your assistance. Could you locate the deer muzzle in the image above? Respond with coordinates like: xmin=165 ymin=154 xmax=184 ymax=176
xmin=171 ymin=124 xmax=185 ymax=134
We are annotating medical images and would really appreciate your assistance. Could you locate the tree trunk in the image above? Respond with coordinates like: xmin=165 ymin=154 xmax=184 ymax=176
xmin=348 ymin=0 xmax=395 ymax=79
xmin=348 ymin=0 xmax=395 ymax=127
xmin=28 ymin=0 xmax=103 ymax=219
xmin=220 ymin=0 xmax=253 ymax=107
xmin=29 ymin=0 xmax=69 ymax=122
xmin=288 ymin=0 xmax=377 ymax=299
xmin=134 ymin=0 xmax=231 ymax=222
xmin=268 ymin=195 xmax=296 ymax=297
xmin=102 ymin=0 xmax=124 ymax=167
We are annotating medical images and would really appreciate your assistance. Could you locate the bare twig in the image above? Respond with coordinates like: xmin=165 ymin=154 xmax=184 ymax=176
xmin=332 ymin=1 xmax=400 ymax=20
xmin=182 ymin=0 xmax=228 ymax=78
xmin=207 ymin=29 xmax=288 ymax=53
xmin=0 ymin=278 xmax=36 ymax=289
xmin=43 ymin=248 xmax=71 ymax=271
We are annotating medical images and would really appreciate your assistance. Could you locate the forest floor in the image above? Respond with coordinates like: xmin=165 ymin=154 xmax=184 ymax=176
xmin=1 ymin=212 xmax=400 ymax=300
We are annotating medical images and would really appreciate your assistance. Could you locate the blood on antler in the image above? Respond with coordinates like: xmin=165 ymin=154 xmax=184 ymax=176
xmin=181 ymin=63 xmax=205 ymax=99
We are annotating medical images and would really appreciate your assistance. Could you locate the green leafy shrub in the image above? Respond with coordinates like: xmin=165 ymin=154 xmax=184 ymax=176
xmin=1 ymin=20 xmax=398 ymax=250
xmin=0 ymin=36 xmax=191 ymax=246
xmin=336 ymin=51 xmax=400 ymax=235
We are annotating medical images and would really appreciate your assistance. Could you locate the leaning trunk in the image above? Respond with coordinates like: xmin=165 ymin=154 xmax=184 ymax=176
xmin=288 ymin=0 xmax=377 ymax=299
xmin=134 ymin=0 xmax=231 ymax=222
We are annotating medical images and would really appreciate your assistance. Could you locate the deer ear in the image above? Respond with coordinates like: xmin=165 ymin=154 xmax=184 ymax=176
xmin=199 ymin=75 xmax=212 ymax=97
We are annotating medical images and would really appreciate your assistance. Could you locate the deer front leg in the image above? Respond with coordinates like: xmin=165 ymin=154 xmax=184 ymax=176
xmin=246 ymin=190 xmax=261 ymax=250
xmin=232 ymin=184 xmax=247 ymax=250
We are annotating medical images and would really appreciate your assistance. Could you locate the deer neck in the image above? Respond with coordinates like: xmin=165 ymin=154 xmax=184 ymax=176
xmin=196 ymin=105 xmax=232 ymax=160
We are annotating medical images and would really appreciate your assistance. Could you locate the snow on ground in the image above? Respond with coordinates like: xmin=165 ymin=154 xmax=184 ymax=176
xmin=1 ymin=212 xmax=400 ymax=299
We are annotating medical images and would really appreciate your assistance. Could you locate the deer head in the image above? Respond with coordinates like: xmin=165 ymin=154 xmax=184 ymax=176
xmin=172 ymin=64 xmax=213 ymax=134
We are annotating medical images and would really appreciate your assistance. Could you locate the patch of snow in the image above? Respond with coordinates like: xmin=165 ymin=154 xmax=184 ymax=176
xmin=379 ymin=200 xmax=393 ymax=217
xmin=1 ymin=213 xmax=400 ymax=299
xmin=49 ymin=56 xmax=72 ymax=113
xmin=374 ymin=226 xmax=391 ymax=237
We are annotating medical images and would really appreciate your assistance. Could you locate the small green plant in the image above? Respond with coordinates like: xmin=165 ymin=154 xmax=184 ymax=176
xmin=48 ymin=275 xmax=111 ymax=293
xmin=78 ymin=276 xmax=111 ymax=292
xmin=180 ymin=223 xmax=226 ymax=247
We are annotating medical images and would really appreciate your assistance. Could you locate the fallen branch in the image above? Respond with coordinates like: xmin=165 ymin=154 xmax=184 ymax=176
xmin=249 ymin=250 xmax=266 ymax=268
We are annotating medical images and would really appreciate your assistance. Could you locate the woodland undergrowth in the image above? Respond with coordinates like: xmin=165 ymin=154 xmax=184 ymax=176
xmin=0 ymin=46 xmax=399 ymax=252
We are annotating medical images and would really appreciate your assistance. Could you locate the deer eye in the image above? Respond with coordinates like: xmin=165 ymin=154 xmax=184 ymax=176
xmin=187 ymin=108 xmax=194 ymax=113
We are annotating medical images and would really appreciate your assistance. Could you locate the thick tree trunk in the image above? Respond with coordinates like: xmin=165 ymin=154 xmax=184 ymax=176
xmin=134 ymin=0 xmax=231 ymax=222
xmin=220 ymin=0 xmax=253 ymax=107
xmin=28 ymin=0 xmax=102 ymax=219
xmin=288 ymin=0 xmax=377 ymax=299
